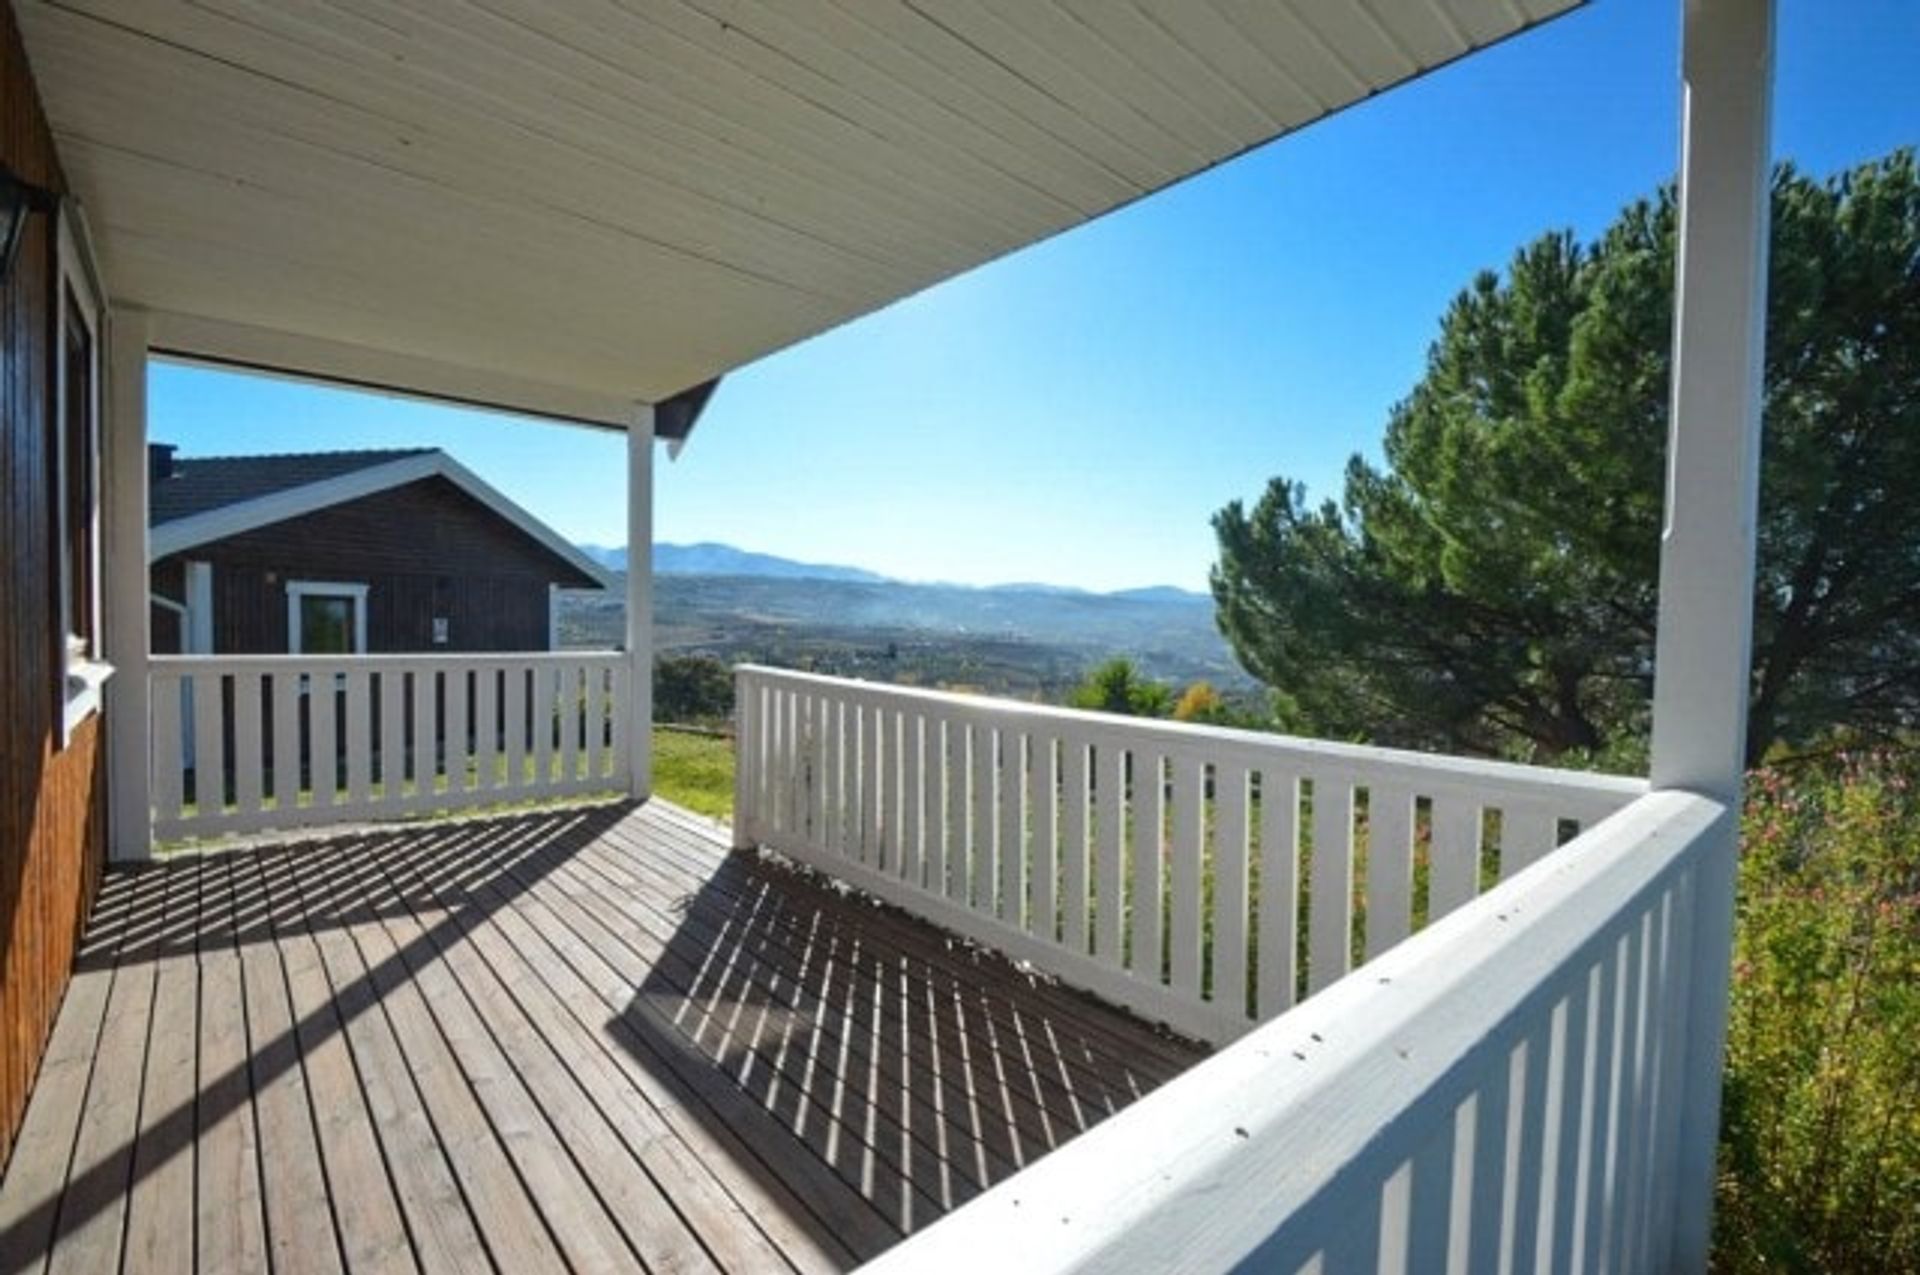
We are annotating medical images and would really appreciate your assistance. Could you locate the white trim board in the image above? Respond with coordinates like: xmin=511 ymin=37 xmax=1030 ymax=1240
xmin=149 ymin=448 xmax=617 ymax=589
xmin=286 ymin=580 xmax=370 ymax=654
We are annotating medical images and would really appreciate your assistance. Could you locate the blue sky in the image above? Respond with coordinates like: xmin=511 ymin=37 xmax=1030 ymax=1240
xmin=150 ymin=1 xmax=1919 ymax=592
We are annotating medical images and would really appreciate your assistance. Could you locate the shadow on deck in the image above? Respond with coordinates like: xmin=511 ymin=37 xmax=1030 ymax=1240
xmin=0 ymin=800 xmax=1203 ymax=1274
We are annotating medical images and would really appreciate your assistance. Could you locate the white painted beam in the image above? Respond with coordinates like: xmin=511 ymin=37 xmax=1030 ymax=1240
xmin=145 ymin=309 xmax=639 ymax=430
xmin=104 ymin=307 xmax=153 ymax=861
xmin=1650 ymin=1 xmax=1775 ymax=1267
xmin=627 ymin=405 xmax=655 ymax=799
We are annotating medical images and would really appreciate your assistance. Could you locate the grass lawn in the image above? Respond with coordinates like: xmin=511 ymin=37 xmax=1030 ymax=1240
xmin=653 ymin=727 xmax=734 ymax=819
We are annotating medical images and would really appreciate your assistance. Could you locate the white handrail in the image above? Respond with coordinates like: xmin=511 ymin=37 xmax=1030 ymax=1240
xmin=733 ymin=666 xmax=1648 ymax=1045
xmin=861 ymin=789 xmax=1724 ymax=1272
xmin=150 ymin=650 xmax=631 ymax=842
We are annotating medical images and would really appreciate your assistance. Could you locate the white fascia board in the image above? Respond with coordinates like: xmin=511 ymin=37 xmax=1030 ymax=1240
xmin=143 ymin=309 xmax=641 ymax=432
xmin=150 ymin=451 xmax=617 ymax=590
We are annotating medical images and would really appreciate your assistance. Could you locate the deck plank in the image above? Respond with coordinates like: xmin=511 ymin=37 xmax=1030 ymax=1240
xmin=194 ymin=854 xmax=270 ymax=1275
xmin=370 ymin=830 xmax=722 ymax=1275
xmin=121 ymin=864 xmax=201 ymax=1275
xmin=43 ymin=867 xmax=168 ymax=1275
xmin=258 ymin=843 xmax=419 ymax=1275
xmin=0 ymin=800 xmax=1205 ymax=1275
xmin=275 ymin=834 xmax=494 ymax=1275
xmin=352 ymin=828 xmax=646 ymax=1275
xmin=0 ymin=881 xmax=124 ymax=1275
xmin=237 ymin=859 xmax=348 ymax=1275
xmin=429 ymin=842 xmax=853 ymax=1273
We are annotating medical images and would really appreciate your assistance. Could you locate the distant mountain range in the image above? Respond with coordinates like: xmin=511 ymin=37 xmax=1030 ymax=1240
xmin=578 ymin=541 xmax=1208 ymax=601
xmin=559 ymin=542 xmax=1244 ymax=692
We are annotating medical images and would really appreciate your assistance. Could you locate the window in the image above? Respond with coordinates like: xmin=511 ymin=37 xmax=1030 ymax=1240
xmin=55 ymin=207 xmax=110 ymax=743
xmin=287 ymin=581 xmax=369 ymax=654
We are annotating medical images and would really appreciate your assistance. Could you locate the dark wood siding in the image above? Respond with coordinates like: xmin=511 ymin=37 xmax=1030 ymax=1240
xmin=0 ymin=6 xmax=105 ymax=1172
xmin=151 ymin=475 xmax=596 ymax=654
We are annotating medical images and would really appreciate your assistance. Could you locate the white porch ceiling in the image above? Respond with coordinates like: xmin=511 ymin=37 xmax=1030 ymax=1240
xmin=18 ymin=0 xmax=1577 ymax=427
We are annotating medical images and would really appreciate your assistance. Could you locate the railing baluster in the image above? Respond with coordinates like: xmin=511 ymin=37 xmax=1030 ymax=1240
xmin=308 ymin=667 xmax=338 ymax=808
xmin=1257 ymin=768 xmax=1300 ymax=1017
xmin=1213 ymin=762 xmax=1250 ymax=1017
xmin=900 ymin=711 xmax=923 ymax=885
xmin=1307 ymin=776 xmax=1355 ymax=996
xmin=970 ymin=722 xmax=995 ymax=913
xmin=794 ymin=691 xmax=810 ymax=841
xmin=232 ymin=671 xmax=264 ymax=818
xmin=1029 ymin=732 xmax=1057 ymax=942
xmin=944 ymin=717 xmax=969 ymax=900
xmin=884 ymin=706 xmax=905 ymax=874
xmin=344 ymin=666 xmax=373 ymax=811
xmin=863 ymin=700 xmax=885 ymax=867
xmin=1061 ymin=735 xmax=1090 ymax=955
xmin=922 ymin=717 xmax=946 ymax=895
xmin=1168 ymin=756 xmax=1204 ymax=998
xmin=1430 ymin=796 xmax=1483 ymax=921
xmin=554 ymin=663 xmax=578 ymax=790
xmin=472 ymin=662 xmax=498 ymax=792
xmin=445 ymin=662 xmax=470 ymax=797
xmin=825 ymin=694 xmax=846 ymax=857
xmin=379 ymin=667 xmax=406 ymax=806
xmin=1366 ymin=785 xmax=1416 ymax=959
xmin=998 ymin=729 xmax=1025 ymax=928
xmin=412 ymin=666 xmax=439 ymax=809
xmin=274 ymin=669 xmax=302 ymax=816
xmin=1094 ymin=741 xmax=1126 ymax=967
xmin=1503 ymin=805 xmax=1561 ymax=878
xmin=152 ymin=673 xmax=184 ymax=827
xmin=191 ymin=670 xmax=226 ymax=820
xmin=1131 ymin=751 xmax=1165 ymax=983
xmin=503 ymin=663 xmax=527 ymax=793
xmin=578 ymin=661 xmax=600 ymax=784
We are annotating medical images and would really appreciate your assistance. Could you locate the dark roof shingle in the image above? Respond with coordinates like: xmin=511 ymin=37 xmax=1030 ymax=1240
xmin=149 ymin=448 xmax=434 ymax=525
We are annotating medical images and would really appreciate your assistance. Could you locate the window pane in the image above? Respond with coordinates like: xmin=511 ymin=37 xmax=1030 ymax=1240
xmin=300 ymin=596 xmax=356 ymax=654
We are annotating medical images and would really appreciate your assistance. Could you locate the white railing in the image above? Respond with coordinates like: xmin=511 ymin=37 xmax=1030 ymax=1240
xmin=861 ymin=789 xmax=1725 ymax=1273
xmin=732 ymin=666 xmax=1646 ymax=1045
xmin=151 ymin=652 xmax=631 ymax=842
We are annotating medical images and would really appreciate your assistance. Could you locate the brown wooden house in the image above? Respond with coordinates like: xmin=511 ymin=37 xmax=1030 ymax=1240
xmin=147 ymin=445 xmax=610 ymax=656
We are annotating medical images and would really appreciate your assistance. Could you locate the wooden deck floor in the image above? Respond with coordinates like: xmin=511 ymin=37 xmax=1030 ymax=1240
xmin=0 ymin=800 xmax=1203 ymax=1274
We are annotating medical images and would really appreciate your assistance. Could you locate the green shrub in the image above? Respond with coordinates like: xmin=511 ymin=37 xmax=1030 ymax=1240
xmin=1716 ymin=751 xmax=1920 ymax=1272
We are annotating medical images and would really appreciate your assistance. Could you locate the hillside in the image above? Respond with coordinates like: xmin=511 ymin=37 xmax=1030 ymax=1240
xmin=557 ymin=569 xmax=1247 ymax=698
xmin=580 ymin=541 xmax=888 ymax=583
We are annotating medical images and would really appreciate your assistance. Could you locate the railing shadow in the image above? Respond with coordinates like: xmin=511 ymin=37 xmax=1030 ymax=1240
xmin=606 ymin=828 xmax=1195 ymax=1265
xmin=0 ymin=801 xmax=628 ymax=1268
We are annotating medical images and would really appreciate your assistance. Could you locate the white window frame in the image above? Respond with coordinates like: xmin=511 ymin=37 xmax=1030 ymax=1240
xmin=55 ymin=204 xmax=111 ymax=744
xmin=286 ymin=580 xmax=370 ymax=655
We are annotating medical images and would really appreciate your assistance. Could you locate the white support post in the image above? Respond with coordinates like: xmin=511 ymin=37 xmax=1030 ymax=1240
xmin=184 ymin=560 xmax=214 ymax=653
xmin=1650 ymin=1 xmax=1774 ymax=1268
xmin=626 ymin=404 xmax=655 ymax=800
xmin=104 ymin=307 xmax=152 ymax=861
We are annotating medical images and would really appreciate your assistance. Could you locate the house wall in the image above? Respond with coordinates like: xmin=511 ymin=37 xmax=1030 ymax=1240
xmin=150 ymin=475 xmax=591 ymax=654
xmin=150 ymin=557 xmax=184 ymax=652
xmin=0 ymin=7 xmax=105 ymax=1171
